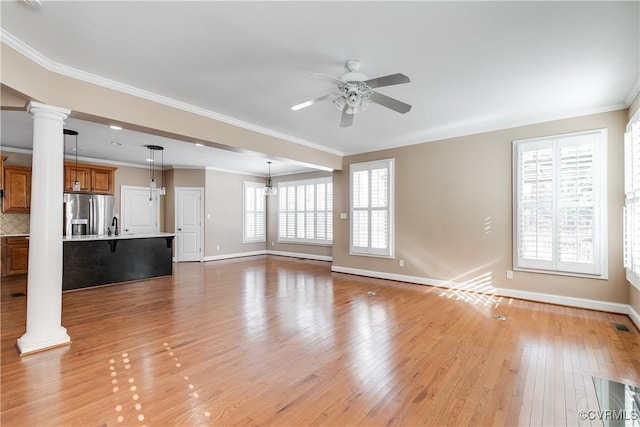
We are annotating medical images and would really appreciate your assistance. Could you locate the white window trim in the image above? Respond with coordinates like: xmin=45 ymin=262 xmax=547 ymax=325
xmin=512 ymin=129 xmax=608 ymax=279
xmin=624 ymin=109 xmax=640 ymax=291
xmin=350 ymin=158 xmax=394 ymax=258
xmin=277 ymin=176 xmax=333 ymax=246
xmin=243 ymin=181 xmax=265 ymax=243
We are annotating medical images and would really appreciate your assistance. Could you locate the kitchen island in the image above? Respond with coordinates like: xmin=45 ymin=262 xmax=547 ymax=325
xmin=63 ymin=233 xmax=175 ymax=291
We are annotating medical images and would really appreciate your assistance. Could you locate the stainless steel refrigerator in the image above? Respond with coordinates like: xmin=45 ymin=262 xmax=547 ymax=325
xmin=63 ymin=193 xmax=115 ymax=237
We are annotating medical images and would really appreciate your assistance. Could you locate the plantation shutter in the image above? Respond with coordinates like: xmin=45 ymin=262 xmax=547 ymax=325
xmin=514 ymin=130 xmax=605 ymax=277
xmin=350 ymin=159 xmax=394 ymax=257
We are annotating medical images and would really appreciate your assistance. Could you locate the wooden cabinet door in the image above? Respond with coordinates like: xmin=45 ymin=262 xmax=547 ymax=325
xmin=3 ymin=166 xmax=31 ymax=213
xmin=64 ymin=165 xmax=91 ymax=192
xmin=0 ymin=156 xmax=7 ymax=192
xmin=5 ymin=241 xmax=28 ymax=275
xmin=90 ymin=168 xmax=114 ymax=194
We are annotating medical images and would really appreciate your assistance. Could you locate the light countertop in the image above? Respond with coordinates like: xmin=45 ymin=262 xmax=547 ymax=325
xmin=0 ymin=233 xmax=30 ymax=237
xmin=63 ymin=232 xmax=175 ymax=242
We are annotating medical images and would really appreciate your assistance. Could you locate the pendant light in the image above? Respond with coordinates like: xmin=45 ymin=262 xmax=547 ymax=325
xmin=264 ymin=161 xmax=277 ymax=196
xmin=64 ymin=129 xmax=80 ymax=191
xmin=145 ymin=144 xmax=165 ymax=203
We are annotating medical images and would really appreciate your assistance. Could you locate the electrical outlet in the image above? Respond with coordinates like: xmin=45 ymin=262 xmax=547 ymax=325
xmin=399 ymin=259 xmax=404 ymax=267
xmin=506 ymin=270 xmax=513 ymax=279
xmin=271 ymin=242 xmax=275 ymax=246
xmin=216 ymin=245 xmax=220 ymax=251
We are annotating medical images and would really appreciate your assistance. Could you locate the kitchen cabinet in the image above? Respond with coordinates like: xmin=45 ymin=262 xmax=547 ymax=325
xmin=64 ymin=164 xmax=91 ymax=192
xmin=64 ymin=162 xmax=116 ymax=194
xmin=2 ymin=236 xmax=29 ymax=277
xmin=3 ymin=166 xmax=31 ymax=213
xmin=0 ymin=155 xmax=7 ymax=194
xmin=90 ymin=166 xmax=115 ymax=194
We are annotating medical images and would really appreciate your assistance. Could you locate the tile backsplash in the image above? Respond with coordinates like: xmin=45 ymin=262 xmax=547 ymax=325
xmin=0 ymin=213 xmax=30 ymax=234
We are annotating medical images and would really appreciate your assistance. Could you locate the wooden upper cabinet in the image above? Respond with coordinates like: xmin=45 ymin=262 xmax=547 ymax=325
xmin=64 ymin=162 xmax=116 ymax=194
xmin=0 ymin=155 xmax=7 ymax=192
xmin=3 ymin=166 xmax=31 ymax=213
xmin=64 ymin=165 xmax=91 ymax=192
xmin=90 ymin=167 xmax=115 ymax=194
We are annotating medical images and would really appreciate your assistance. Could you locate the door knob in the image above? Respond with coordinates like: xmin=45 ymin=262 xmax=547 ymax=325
xmin=178 ymin=228 xmax=182 ymax=231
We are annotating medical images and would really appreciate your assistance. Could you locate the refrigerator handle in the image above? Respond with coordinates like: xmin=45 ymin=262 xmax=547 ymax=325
xmin=89 ymin=197 xmax=93 ymax=235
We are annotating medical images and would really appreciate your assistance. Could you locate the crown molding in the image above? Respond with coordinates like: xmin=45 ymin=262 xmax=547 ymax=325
xmin=345 ymin=102 xmax=629 ymax=156
xmin=0 ymin=29 xmax=344 ymax=158
xmin=625 ymin=75 xmax=640 ymax=107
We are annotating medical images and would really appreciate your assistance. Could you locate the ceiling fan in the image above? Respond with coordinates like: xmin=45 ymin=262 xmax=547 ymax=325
xmin=291 ymin=60 xmax=412 ymax=127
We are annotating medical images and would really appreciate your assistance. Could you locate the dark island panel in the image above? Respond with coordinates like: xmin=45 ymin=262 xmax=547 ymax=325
xmin=63 ymin=236 xmax=174 ymax=291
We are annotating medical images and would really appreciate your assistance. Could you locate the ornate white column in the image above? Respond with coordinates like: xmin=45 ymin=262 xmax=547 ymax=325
xmin=17 ymin=101 xmax=71 ymax=355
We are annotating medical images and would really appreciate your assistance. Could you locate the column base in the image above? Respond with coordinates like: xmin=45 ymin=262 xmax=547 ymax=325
xmin=17 ymin=327 xmax=71 ymax=356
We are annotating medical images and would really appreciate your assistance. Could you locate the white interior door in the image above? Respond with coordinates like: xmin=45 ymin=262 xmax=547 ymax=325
xmin=176 ymin=187 xmax=203 ymax=262
xmin=121 ymin=186 xmax=159 ymax=234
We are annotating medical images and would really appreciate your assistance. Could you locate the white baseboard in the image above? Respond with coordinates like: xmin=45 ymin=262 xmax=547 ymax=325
xmin=266 ymin=250 xmax=332 ymax=262
xmin=492 ymin=287 xmax=630 ymax=315
xmin=629 ymin=305 xmax=640 ymax=332
xmin=203 ymin=250 xmax=267 ymax=262
xmin=331 ymin=265 xmax=634 ymax=317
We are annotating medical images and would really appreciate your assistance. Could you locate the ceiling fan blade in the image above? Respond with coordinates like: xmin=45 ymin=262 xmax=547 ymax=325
xmin=370 ymin=91 xmax=412 ymax=114
xmin=291 ymin=93 xmax=332 ymax=111
xmin=340 ymin=104 xmax=353 ymax=127
xmin=364 ymin=73 xmax=410 ymax=89
xmin=313 ymin=73 xmax=345 ymax=85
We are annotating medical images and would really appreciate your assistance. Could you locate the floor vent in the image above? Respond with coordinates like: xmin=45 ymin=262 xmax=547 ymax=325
xmin=11 ymin=292 xmax=26 ymax=298
xmin=613 ymin=323 xmax=631 ymax=332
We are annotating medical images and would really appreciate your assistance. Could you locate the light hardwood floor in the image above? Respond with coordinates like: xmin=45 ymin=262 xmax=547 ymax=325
xmin=1 ymin=255 xmax=639 ymax=426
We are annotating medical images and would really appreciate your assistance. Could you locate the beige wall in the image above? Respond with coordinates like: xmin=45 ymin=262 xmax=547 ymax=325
xmin=632 ymin=286 xmax=640 ymax=319
xmin=204 ymin=169 xmax=265 ymax=257
xmin=266 ymin=170 xmax=333 ymax=258
xmin=334 ymin=110 xmax=629 ymax=304
xmin=1 ymin=151 xmax=31 ymax=166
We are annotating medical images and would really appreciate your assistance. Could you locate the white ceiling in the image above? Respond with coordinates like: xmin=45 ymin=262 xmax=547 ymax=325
xmin=1 ymin=1 xmax=638 ymax=172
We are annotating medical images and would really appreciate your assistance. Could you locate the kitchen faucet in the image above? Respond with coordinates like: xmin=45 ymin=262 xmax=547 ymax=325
xmin=112 ymin=216 xmax=118 ymax=235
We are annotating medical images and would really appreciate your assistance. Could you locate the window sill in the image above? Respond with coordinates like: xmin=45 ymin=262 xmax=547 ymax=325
xmin=349 ymin=251 xmax=395 ymax=259
xmin=277 ymin=240 xmax=332 ymax=247
xmin=514 ymin=267 xmax=608 ymax=281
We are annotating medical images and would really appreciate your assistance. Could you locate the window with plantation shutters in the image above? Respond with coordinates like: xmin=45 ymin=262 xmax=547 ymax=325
xmin=513 ymin=130 xmax=607 ymax=278
xmin=243 ymin=181 xmax=265 ymax=243
xmin=624 ymin=113 xmax=640 ymax=290
xmin=350 ymin=159 xmax=394 ymax=257
xmin=278 ymin=177 xmax=333 ymax=245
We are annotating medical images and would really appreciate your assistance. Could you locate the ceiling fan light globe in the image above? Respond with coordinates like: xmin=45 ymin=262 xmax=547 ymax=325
xmin=347 ymin=91 xmax=360 ymax=106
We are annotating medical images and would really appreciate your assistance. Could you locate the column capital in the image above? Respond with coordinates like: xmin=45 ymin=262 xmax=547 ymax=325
xmin=27 ymin=101 xmax=71 ymax=121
